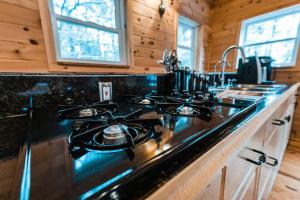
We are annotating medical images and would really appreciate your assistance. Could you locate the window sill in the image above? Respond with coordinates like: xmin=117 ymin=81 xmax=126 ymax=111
xmin=57 ymin=61 xmax=131 ymax=68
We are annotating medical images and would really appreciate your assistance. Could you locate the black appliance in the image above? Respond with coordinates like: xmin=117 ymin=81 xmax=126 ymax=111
xmin=237 ymin=56 xmax=261 ymax=84
xmin=237 ymin=56 xmax=274 ymax=84
xmin=259 ymin=56 xmax=274 ymax=83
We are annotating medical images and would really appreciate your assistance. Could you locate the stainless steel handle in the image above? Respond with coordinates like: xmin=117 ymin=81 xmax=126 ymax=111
xmin=285 ymin=115 xmax=291 ymax=123
xmin=272 ymin=119 xmax=285 ymax=126
xmin=266 ymin=156 xmax=278 ymax=167
xmin=244 ymin=148 xmax=266 ymax=166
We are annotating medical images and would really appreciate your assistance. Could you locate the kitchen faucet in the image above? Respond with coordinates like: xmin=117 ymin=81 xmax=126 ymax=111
xmin=219 ymin=45 xmax=248 ymax=88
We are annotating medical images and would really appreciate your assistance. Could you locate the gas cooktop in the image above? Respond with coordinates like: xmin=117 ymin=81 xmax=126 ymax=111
xmin=26 ymin=94 xmax=257 ymax=199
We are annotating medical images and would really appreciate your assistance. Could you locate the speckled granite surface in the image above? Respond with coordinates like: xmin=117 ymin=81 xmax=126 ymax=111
xmin=0 ymin=115 xmax=28 ymax=159
xmin=0 ymin=73 xmax=167 ymax=198
xmin=0 ymin=73 xmax=168 ymax=117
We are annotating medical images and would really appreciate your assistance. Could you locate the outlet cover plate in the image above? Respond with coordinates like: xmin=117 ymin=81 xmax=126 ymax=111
xmin=99 ymin=82 xmax=112 ymax=102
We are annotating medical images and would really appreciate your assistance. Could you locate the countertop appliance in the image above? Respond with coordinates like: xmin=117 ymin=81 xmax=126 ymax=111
xmin=259 ymin=56 xmax=274 ymax=83
xmin=237 ymin=56 xmax=274 ymax=84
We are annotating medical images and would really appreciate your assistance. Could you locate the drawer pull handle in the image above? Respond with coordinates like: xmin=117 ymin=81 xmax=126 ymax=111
xmin=285 ymin=115 xmax=291 ymax=123
xmin=266 ymin=156 xmax=278 ymax=167
xmin=244 ymin=148 xmax=266 ymax=166
xmin=272 ymin=119 xmax=285 ymax=126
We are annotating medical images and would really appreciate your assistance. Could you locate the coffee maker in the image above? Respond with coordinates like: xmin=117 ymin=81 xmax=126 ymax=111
xmin=259 ymin=56 xmax=274 ymax=83
xmin=237 ymin=56 xmax=274 ymax=84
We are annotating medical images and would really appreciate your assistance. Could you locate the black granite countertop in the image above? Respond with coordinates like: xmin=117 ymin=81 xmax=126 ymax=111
xmin=0 ymin=73 xmax=294 ymax=200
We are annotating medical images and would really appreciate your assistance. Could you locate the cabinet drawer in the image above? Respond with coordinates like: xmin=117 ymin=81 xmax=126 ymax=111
xmin=283 ymin=103 xmax=295 ymax=147
xmin=264 ymin=99 xmax=288 ymax=144
xmin=224 ymin=127 xmax=264 ymax=200
xmin=288 ymin=93 xmax=296 ymax=105
xmin=258 ymin=128 xmax=282 ymax=200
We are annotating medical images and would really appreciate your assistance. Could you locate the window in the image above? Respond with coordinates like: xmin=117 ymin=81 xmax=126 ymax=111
xmin=49 ymin=0 xmax=127 ymax=65
xmin=239 ymin=5 xmax=300 ymax=67
xmin=177 ymin=16 xmax=198 ymax=68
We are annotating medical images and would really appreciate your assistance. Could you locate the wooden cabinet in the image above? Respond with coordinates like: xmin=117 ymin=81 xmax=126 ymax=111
xmin=197 ymin=170 xmax=223 ymax=200
xmin=258 ymin=124 xmax=282 ymax=200
xmin=147 ymin=84 xmax=299 ymax=200
xmin=239 ymin=168 xmax=257 ymax=200
xmin=224 ymin=127 xmax=265 ymax=200
xmin=223 ymin=97 xmax=296 ymax=200
xmin=282 ymin=98 xmax=296 ymax=148
xmin=258 ymin=97 xmax=296 ymax=199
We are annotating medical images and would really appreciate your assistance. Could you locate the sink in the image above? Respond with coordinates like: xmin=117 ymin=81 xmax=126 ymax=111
xmin=210 ymin=84 xmax=286 ymax=102
xmin=210 ymin=88 xmax=264 ymax=101
xmin=236 ymin=84 xmax=286 ymax=89
xmin=226 ymin=84 xmax=286 ymax=94
xmin=210 ymin=84 xmax=286 ymax=101
xmin=215 ymin=90 xmax=265 ymax=102
xmin=227 ymin=87 xmax=277 ymax=93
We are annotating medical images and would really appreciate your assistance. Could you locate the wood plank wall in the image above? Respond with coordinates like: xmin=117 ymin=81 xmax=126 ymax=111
xmin=0 ymin=0 xmax=213 ymax=73
xmin=209 ymin=0 xmax=300 ymax=143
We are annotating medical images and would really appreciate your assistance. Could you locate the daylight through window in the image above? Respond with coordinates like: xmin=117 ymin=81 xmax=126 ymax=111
xmin=239 ymin=5 xmax=300 ymax=67
xmin=177 ymin=16 xmax=198 ymax=68
xmin=49 ymin=0 xmax=127 ymax=65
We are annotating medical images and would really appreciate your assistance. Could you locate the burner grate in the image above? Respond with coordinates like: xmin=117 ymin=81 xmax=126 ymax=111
xmin=68 ymin=109 xmax=162 ymax=152
xmin=57 ymin=101 xmax=119 ymax=120
xmin=155 ymin=97 xmax=213 ymax=118
xmin=129 ymin=92 xmax=183 ymax=106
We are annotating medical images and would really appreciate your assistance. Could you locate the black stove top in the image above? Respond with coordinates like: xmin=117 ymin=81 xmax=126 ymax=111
xmin=24 ymin=94 xmax=257 ymax=199
xmin=68 ymin=109 xmax=162 ymax=152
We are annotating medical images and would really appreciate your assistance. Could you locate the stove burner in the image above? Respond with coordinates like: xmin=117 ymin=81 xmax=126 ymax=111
xmin=130 ymin=92 xmax=168 ymax=105
xmin=103 ymin=125 xmax=128 ymax=145
xmin=68 ymin=109 xmax=162 ymax=152
xmin=155 ymin=97 xmax=213 ymax=118
xmin=57 ymin=101 xmax=118 ymax=120
xmin=178 ymin=106 xmax=194 ymax=115
xmin=79 ymin=108 xmax=98 ymax=117
xmin=140 ymin=99 xmax=151 ymax=105
xmin=93 ymin=124 xmax=140 ymax=147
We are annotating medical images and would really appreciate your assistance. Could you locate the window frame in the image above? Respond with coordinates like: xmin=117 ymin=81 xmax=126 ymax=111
xmin=48 ymin=0 xmax=128 ymax=66
xmin=177 ymin=16 xmax=199 ymax=68
xmin=238 ymin=4 xmax=300 ymax=68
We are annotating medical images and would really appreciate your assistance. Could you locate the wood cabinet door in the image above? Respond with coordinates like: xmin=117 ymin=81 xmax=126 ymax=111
xmin=197 ymin=169 xmax=223 ymax=200
xmin=258 ymin=127 xmax=282 ymax=200
xmin=282 ymin=103 xmax=295 ymax=148
xmin=236 ymin=166 xmax=258 ymax=200
xmin=258 ymin=101 xmax=295 ymax=200
xmin=224 ymin=127 xmax=265 ymax=200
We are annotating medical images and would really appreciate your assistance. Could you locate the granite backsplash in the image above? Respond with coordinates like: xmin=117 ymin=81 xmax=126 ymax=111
xmin=0 ymin=74 xmax=170 ymax=117
xmin=0 ymin=72 xmax=237 ymax=117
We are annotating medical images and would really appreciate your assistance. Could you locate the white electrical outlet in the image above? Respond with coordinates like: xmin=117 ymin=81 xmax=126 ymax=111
xmin=99 ymin=82 xmax=112 ymax=102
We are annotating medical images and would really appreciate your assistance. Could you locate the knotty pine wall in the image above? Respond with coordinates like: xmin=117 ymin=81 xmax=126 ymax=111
xmin=209 ymin=0 xmax=300 ymax=145
xmin=0 ymin=0 xmax=213 ymax=73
